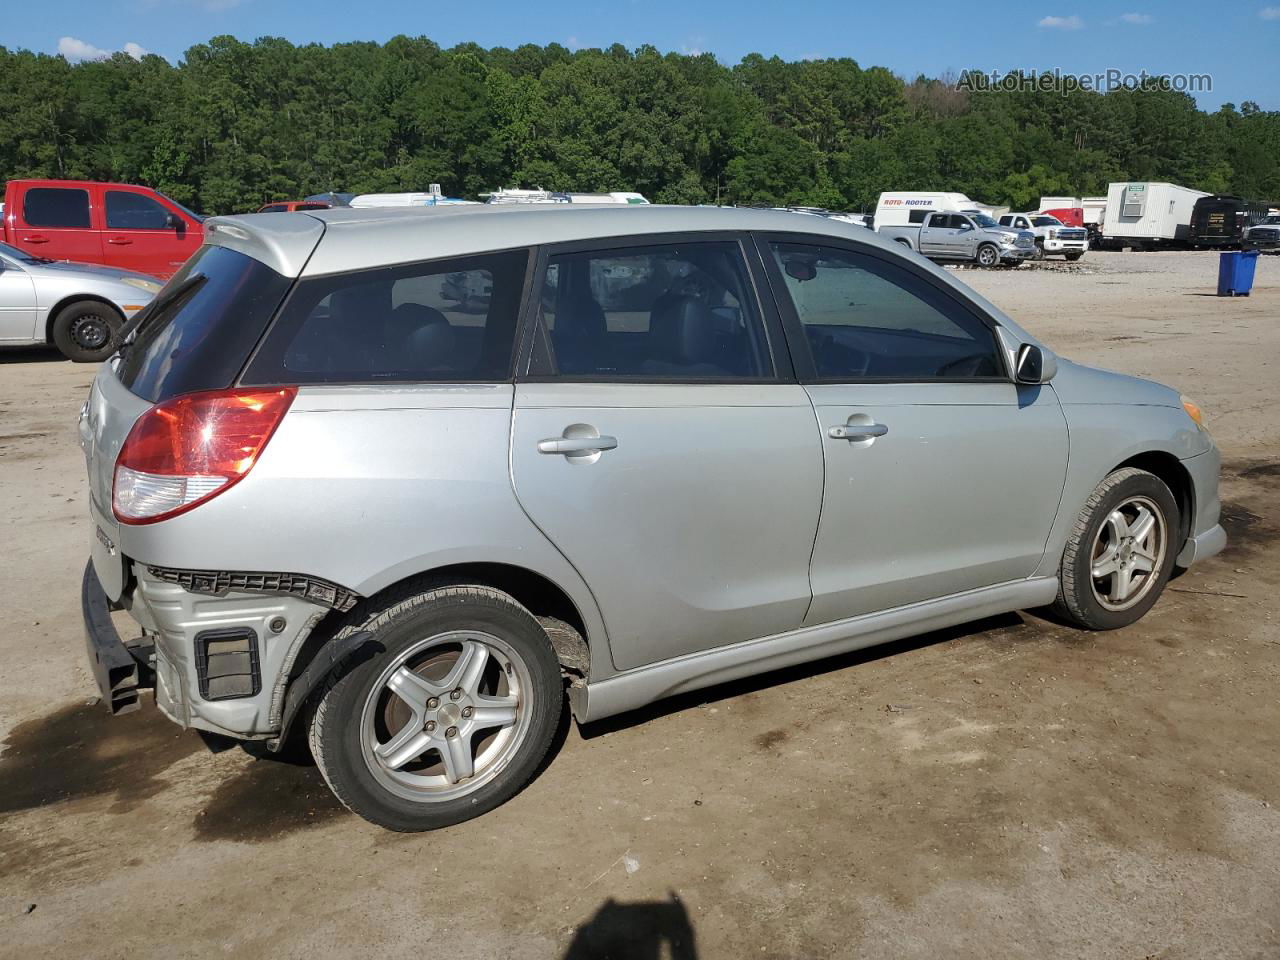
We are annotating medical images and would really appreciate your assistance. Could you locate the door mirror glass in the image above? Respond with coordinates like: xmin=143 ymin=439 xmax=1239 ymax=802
xmin=166 ymin=212 xmax=182 ymax=230
xmin=1013 ymin=343 xmax=1044 ymax=386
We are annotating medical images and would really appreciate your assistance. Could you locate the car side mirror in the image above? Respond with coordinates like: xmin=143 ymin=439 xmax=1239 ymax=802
xmin=165 ymin=212 xmax=182 ymax=230
xmin=1016 ymin=343 xmax=1056 ymax=384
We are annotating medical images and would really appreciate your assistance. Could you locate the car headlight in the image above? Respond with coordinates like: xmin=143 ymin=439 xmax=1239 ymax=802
xmin=1181 ymin=396 xmax=1208 ymax=431
xmin=122 ymin=277 xmax=162 ymax=294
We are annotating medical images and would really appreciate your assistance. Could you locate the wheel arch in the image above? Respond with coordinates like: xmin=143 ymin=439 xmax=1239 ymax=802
xmin=44 ymin=294 xmax=124 ymax=344
xmin=1114 ymin=450 xmax=1194 ymax=548
xmin=274 ymin=561 xmax=598 ymax=748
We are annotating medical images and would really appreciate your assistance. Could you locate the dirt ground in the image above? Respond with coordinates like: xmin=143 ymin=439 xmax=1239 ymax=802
xmin=1 ymin=250 xmax=1277 ymax=960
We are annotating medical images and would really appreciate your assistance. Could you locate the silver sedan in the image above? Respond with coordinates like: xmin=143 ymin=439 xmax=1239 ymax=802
xmin=0 ymin=242 xmax=161 ymax=361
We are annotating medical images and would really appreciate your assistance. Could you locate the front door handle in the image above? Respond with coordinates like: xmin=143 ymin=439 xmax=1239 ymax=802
xmin=107 ymin=237 xmax=133 ymax=245
xmin=21 ymin=235 xmax=48 ymax=244
xmin=537 ymin=435 xmax=618 ymax=455
xmin=829 ymin=423 xmax=888 ymax=441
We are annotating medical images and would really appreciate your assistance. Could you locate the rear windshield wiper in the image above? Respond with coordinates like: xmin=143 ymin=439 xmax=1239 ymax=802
xmin=117 ymin=273 xmax=208 ymax=352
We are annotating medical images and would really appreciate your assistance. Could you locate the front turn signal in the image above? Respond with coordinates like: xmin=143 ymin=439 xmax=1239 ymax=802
xmin=1181 ymin=397 xmax=1207 ymax=431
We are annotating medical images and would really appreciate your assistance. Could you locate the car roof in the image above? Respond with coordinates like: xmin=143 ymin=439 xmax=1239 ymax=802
xmin=207 ymin=204 xmax=896 ymax=278
xmin=202 ymin=203 xmax=1043 ymax=350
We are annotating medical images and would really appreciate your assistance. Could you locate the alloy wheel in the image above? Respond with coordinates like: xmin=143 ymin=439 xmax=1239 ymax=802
xmin=1089 ymin=496 xmax=1167 ymax=611
xmin=359 ymin=631 xmax=532 ymax=803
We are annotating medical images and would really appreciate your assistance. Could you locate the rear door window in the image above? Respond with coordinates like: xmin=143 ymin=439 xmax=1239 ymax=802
xmin=23 ymin=188 xmax=91 ymax=228
xmin=531 ymin=241 xmax=773 ymax=380
xmin=117 ymin=245 xmax=294 ymax=402
xmin=242 ymin=249 xmax=530 ymax=384
xmin=105 ymin=191 xmax=172 ymax=230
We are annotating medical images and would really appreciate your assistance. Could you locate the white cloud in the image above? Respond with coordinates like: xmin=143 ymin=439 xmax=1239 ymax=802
xmin=1261 ymin=6 xmax=1280 ymax=19
xmin=58 ymin=36 xmax=149 ymax=62
xmin=1038 ymin=14 xmax=1084 ymax=29
xmin=1119 ymin=12 xmax=1153 ymax=24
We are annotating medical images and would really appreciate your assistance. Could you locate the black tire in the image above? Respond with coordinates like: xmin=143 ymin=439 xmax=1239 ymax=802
xmin=976 ymin=244 xmax=999 ymax=267
xmin=1065 ymin=252 xmax=1084 ymax=262
xmin=1033 ymin=240 xmax=1045 ymax=261
xmin=310 ymin=582 xmax=563 ymax=831
xmin=1052 ymin=468 xmax=1180 ymax=630
xmin=50 ymin=300 xmax=123 ymax=363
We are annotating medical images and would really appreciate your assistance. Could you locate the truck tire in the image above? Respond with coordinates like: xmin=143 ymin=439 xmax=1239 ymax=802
xmin=310 ymin=581 xmax=564 ymax=831
xmin=1033 ymin=240 xmax=1045 ymax=261
xmin=894 ymin=238 xmax=912 ymax=250
xmin=976 ymin=244 xmax=999 ymax=267
xmin=1051 ymin=467 xmax=1179 ymax=631
xmin=51 ymin=300 xmax=123 ymax=363
xmin=1065 ymin=251 xmax=1084 ymax=262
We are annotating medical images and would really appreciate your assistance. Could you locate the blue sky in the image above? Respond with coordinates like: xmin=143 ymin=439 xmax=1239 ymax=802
xmin=7 ymin=0 xmax=1280 ymax=110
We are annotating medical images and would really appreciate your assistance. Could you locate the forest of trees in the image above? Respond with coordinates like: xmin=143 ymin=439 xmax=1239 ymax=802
xmin=1 ymin=36 xmax=1277 ymax=216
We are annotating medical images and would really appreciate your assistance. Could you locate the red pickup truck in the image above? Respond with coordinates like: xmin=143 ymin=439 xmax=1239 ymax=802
xmin=1 ymin=180 xmax=203 ymax=280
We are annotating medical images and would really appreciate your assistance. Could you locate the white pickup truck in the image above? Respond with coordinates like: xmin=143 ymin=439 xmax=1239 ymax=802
xmin=878 ymin=210 xmax=1034 ymax=267
xmin=998 ymin=213 xmax=1088 ymax=261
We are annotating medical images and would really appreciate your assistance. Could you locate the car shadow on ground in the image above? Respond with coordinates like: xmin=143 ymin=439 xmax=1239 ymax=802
xmin=0 ymin=346 xmax=66 ymax=364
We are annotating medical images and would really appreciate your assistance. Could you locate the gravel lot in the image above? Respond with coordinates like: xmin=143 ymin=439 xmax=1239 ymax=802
xmin=1 ymin=250 xmax=1277 ymax=959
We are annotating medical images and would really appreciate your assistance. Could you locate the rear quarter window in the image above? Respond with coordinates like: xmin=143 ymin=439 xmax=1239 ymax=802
xmin=116 ymin=245 xmax=293 ymax=403
xmin=241 ymin=249 xmax=530 ymax=385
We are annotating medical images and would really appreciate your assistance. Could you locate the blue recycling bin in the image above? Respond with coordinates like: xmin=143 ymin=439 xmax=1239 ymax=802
xmin=1217 ymin=250 xmax=1259 ymax=296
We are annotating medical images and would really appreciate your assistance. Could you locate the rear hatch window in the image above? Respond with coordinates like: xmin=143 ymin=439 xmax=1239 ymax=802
xmin=116 ymin=245 xmax=293 ymax=403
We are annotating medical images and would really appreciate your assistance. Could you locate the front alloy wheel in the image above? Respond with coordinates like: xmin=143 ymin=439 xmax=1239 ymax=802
xmin=977 ymin=244 xmax=1000 ymax=267
xmin=1088 ymin=497 xmax=1167 ymax=612
xmin=1052 ymin=467 xmax=1179 ymax=629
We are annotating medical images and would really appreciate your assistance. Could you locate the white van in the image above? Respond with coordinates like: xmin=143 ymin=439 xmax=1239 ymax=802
xmin=873 ymin=192 xmax=974 ymax=231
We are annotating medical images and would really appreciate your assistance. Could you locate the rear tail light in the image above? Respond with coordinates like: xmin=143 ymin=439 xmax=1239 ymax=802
xmin=113 ymin=387 xmax=296 ymax=524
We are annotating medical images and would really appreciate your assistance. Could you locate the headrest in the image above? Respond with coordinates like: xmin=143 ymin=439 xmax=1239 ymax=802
xmin=650 ymin=295 xmax=717 ymax=366
xmin=389 ymin=302 xmax=454 ymax=367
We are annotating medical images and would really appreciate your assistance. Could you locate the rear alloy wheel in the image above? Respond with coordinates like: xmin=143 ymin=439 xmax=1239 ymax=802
xmin=51 ymin=300 xmax=123 ymax=362
xmin=1052 ymin=467 xmax=1179 ymax=629
xmin=976 ymin=244 xmax=1000 ymax=267
xmin=310 ymin=583 xmax=563 ymax=831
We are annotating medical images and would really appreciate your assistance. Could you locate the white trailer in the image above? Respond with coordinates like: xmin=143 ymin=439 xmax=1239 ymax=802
xmin=1099 ymin=182 xmax=1209 ymax=249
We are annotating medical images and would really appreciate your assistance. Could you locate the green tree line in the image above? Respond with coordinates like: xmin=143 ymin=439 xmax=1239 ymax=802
xmin=1 ymin=36 xmax=1277 ymax=215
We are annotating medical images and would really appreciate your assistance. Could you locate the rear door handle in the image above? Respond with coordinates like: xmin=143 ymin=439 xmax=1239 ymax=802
xmin=107 ymin=237 xmax=133 ymax=246
xmin=21 ymin=235 xmax=48 ymax=244
xmin=829 ymin=423 xmax=888 ymax=441
xmin=537 ymin=436 xmax=618 ymax=455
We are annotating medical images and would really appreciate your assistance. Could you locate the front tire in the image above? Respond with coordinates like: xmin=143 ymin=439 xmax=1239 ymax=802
xmin=976 ymin=244 xmax=999 ymax=267
xmin=51 ymin=300 xmax=123 ymax=362
xmin=310 ymin=583 xmax=564 ymax=831
xmin=1065 ymin=251 xmax=1084 ymax=262
xmin=1052 ymin=468 xmax=1179 ymax=630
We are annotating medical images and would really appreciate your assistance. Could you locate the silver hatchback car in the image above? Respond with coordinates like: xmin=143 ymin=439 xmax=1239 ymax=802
xmin=80 ymin=205 xmax=1225 ymax=831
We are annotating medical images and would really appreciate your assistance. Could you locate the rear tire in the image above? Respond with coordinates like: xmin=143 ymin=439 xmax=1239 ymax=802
xmin=310 ymin=582 xmax=564 ymax=831
xmin=51 ymin=300 xmax=123 ymax=362
xmin=1052 ymin=468 xmax=1179 ymax=630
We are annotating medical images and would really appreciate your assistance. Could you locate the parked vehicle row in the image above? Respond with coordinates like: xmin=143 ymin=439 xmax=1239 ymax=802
xmin=874 ymin=194 xmax=1035 ymax=266
xmin=80 ymin=203 xmax=1225 ymax=831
